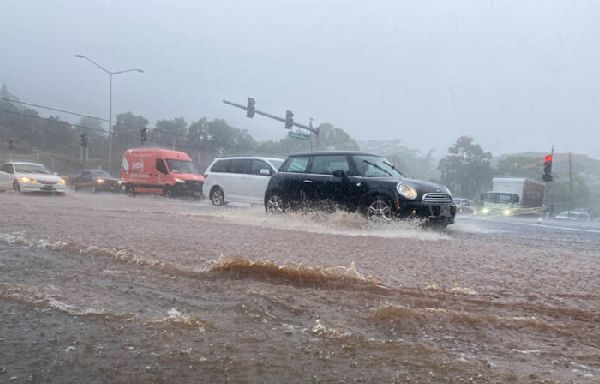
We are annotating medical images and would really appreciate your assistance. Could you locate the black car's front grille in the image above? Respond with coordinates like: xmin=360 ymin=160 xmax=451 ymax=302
xmin=422 ymin=193 xmax=452 ymax=204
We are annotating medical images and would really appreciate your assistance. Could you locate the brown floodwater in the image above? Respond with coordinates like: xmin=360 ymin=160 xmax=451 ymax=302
xmin=1 ymin=192 xmax=599 ymax=383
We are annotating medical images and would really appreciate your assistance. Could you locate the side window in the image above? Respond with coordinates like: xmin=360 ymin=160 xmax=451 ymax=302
xmin=281 ymin=156 xmax=311 ymax=173
xmin=229 ymin=159 xmax=251 ymax=174
xmin=210 ymin=159 xmax=230 ymax=173
xmin=310 ymin=155 xmax=350 ymax=175
xmin=156 ymin=158 xmax=169 ymax=174
xmin=250 ymin=159 xmax=271 ymax=175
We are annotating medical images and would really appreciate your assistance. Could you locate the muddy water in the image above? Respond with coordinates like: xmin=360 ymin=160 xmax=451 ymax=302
xmin=1 ymin=193 xmax=599 ymax=383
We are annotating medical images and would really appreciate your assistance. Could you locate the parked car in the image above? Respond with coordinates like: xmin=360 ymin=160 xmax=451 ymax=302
xmin=203 ymin=156 xmax=284 ymax=206
xmin=69 ymin=170 xmax=121 ymax=193
xmin=120 ymin=148 xmax=204 ymax=198
xmin=0 ymin=162 xmax=67 ymax=194
xmin=555 ymin=211 xmax=592 ymax=221
xmin=264 ymin=152 xmax=456 ymax=226
xmin=454 ymin=198 xmax=477 ymax=215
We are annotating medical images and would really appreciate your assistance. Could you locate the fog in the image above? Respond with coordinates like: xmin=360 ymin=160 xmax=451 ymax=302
xmin=1 ymin=0 xmax=599 ymax=157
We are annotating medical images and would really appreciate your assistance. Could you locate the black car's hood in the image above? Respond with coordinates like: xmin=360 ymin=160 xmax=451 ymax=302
xmin=360 ymin=176 xmax=449 ymax=194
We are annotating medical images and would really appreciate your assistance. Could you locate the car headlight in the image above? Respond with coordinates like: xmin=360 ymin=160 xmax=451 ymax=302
xmin=58 ymin=178 xmax=66 ymax=185
xmin=481 ymin=207 xmax=489 ymax=214
xmin=396 ymin=183 xmax=418 ymax=200
xmin=18 ymin=176 xmax=35 ymax=183
xmin=174 ymin=177 xmax=183 ymax=183
xmin=95 ymin=178 xmax=105 ymax=183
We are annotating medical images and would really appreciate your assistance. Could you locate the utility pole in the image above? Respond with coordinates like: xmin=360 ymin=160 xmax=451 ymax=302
xmin=569 ymin=152 xmax=574 ymax=210
xmin=75 ymin=55 xmax=144 ymax=171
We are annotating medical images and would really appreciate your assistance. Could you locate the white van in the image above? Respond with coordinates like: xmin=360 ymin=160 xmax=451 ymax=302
xmin=203 ymin=156 xmax=284 ymax=206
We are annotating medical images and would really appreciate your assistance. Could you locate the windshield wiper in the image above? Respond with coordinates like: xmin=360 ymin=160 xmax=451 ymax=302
xmin=383 ymin=161 xmax=406 ymax=177
xmin=362 ymin=160 xmax=392 ymax=176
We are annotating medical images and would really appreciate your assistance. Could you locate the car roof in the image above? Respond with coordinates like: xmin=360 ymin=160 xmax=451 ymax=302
xmin=4 ymin=162 xmax=45 ymax=166
xmin=289 ymin=151 xmax=380 ymax=157
xmin=213 ymin=156 xmax=284 ymax=161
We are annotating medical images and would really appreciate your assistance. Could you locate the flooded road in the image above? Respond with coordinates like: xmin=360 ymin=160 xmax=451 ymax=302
xmin=1 ymin=193 xmax=599 ymax=383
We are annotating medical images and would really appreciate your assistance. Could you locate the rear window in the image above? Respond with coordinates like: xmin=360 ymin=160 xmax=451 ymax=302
xmin=281 ymin=156 xmax=311 ymax=173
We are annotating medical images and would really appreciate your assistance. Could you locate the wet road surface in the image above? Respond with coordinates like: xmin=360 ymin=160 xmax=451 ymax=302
xmin=1 ymin=192 xmax=599 ymax=383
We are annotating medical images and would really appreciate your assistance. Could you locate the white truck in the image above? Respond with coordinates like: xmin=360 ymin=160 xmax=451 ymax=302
xmin=480 ymin=178 xmax=545 ymax=216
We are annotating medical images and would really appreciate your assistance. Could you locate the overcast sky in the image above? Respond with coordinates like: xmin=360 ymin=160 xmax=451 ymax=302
xmin=2 ymin=0 xmax=599 ymax=158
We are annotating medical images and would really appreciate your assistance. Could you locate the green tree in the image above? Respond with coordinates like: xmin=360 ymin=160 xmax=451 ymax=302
xmin=152 ymin=117 xmax=188 ymax=149
xmin=439 ymin=136 xmax=492 ymax=198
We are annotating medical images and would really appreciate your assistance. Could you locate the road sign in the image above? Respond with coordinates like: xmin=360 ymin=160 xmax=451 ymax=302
xmin=288 ymin=131 xmax=310 ymax=140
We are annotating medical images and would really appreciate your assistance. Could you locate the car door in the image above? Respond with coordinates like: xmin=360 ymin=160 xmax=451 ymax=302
xmin=248 ymin=159 xmax=274 ymax=203
xmin=280 ymin=156 xmax=313 ymax=204
xmin=227 ymin=158 xmax=252 ymax=201
xmin=308 ymin=155 xmax=352 ymax=208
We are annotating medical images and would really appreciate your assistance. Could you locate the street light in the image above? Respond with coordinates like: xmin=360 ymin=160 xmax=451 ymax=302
xmin=75 ymin=54 xmax=144 ymax=170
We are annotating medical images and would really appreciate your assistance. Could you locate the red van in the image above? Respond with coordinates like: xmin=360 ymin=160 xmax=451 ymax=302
xmin=120 ymin=148 xmax=204 ymax=198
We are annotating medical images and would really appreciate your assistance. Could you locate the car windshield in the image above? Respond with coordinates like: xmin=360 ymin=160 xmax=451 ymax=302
xmin=90 ymin=170 xmax=112 ymax=178
xmin=14 ymin=164 xmax=51 ymax=175
xmin=352 ymin=155 xmax=403 ymax=177
xmin=483 ymin=193 xmax=514 ymax=204
xmin=166 ymin=159 xmax=198 ymax=174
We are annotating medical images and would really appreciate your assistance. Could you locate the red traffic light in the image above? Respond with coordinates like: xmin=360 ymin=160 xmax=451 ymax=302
xmin=544 ymin=154 xmax=552 ymax=163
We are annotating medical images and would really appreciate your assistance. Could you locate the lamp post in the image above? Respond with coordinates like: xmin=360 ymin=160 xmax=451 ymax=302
xmin=75 ymin=54 xmax=143 ymax=170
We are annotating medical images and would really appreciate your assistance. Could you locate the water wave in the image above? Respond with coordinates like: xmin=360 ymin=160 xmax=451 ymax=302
xmin=208 ymin=255 xmax=385 ymax=290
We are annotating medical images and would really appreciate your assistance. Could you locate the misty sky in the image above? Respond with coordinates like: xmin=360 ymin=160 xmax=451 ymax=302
xmin=2 ymin=0 xmax=599 ymax=158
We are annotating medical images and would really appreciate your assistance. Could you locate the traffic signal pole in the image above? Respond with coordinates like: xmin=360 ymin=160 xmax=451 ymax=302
xmin=223 ymin=99 xmax=320 ymax=150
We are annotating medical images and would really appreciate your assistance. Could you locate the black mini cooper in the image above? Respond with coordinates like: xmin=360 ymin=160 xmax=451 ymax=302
xmin=264 ymin=152 xmax=456 ymax=225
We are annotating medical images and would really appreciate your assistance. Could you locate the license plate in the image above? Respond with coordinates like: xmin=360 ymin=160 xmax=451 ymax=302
xmin=440 ymin=205 xmax=451 ymax=217
xmin=42 ymin=185 xmax=54 ymax=191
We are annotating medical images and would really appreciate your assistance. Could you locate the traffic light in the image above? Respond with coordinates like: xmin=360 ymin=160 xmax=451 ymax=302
xmin=140 ymin=127 xmax=147 ymax=144
xmin=285 ymin=110 xmax=293 ymax=129
xmin=79 ymin=133 xmax=87 ymax=148
xmin=246 ymin=97 xmax=255 ymax=118
xmin=542 ymin=153 xmax=553 ymax=182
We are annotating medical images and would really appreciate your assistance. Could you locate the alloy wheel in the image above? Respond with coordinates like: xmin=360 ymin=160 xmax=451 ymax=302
xmin=367 ymin=199 xmax=392 ymax=221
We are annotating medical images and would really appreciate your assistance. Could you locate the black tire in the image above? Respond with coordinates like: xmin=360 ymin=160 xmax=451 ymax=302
xmin=265 ymin=193 xmax=287 ymax=214
xmin=365 ymin=196 xmax=393 ymax=222
xmin=125 ymin=185 xmax=136 ymax=197
xmin=13 ymin=182 xmax=21 ymax=193
xmin=163 ymin=187 xmax=174 ymax=199
xmin=210 ymin=186 xmax=225 ymax=206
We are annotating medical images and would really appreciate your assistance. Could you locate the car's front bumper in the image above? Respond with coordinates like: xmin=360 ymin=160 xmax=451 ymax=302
xmin=397 ymin=201 xmax=456 ymax=223
xmin=20 ymin=182 xmax=67 ymax=193
xmin=172 ymin=181 xmax=203 ymax=198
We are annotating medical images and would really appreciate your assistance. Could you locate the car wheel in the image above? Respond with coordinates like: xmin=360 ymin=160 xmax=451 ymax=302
xmin=164 ymin=187 xmax=174 ymax=199
xmin=13 ymin=182 xmax=21 ymax=193
xmin=210 ymin=187 xmax=225 ymax=206
xmin=266 ymin=193 xmax=286 ymax=214
xmin=366 ymin=197 xmax=393 ymax=222
xmin=125 ymin=185 xmax=136 ymax=197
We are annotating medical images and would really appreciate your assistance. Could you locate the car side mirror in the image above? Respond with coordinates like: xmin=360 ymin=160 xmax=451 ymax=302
xmin=259 ymin=169 xmax=272 ymax=176
xmin=332 ymin=170 xmax=348 ymax=178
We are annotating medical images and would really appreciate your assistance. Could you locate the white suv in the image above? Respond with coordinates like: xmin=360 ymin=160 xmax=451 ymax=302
xmin=203 ymin=157 xmax=284 ymax=206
